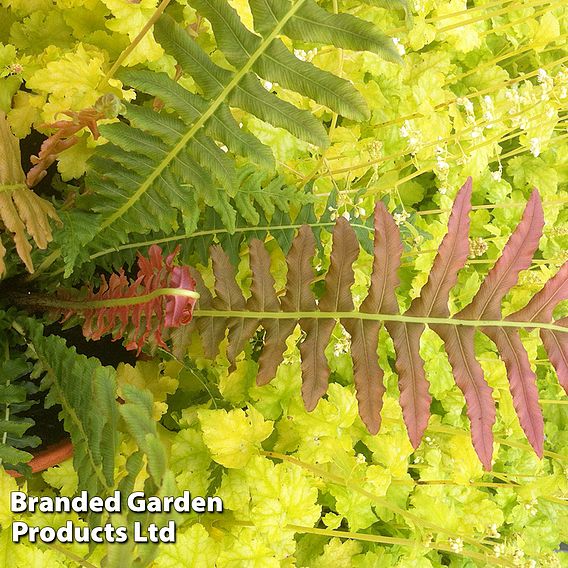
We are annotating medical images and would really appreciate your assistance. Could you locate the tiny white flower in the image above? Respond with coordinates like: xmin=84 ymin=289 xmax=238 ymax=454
xmin=530 ymin=137 xmax=541 ymax=157
xmin=491 ymin=162 xmax=503 ymax=181
xmin=471 ymin=126 xmax=484 ymax=139
xmin=392 ymin=37 xmax=406 ymax=56
xmin=436 ymin=156 xmax=450 ymax=172
xmin=393 ymin=211 xmax=410 ymax=225
xmin=493 ymin=543 xmax=505 ymax=557
xmin=293 ymin=49 xmax=307 ymax=61
xmin=449 ymin=537 xmax=464 ymax=553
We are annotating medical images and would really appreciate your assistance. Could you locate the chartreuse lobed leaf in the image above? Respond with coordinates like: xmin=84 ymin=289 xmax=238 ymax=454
xmin=198 ymin=406 xmax=273 ymax=468
xmin=189 ymin=180 xmax=568 ymax=468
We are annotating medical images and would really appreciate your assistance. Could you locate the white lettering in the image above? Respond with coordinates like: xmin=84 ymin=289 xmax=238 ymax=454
xmin=11 ymin=521 xmax=29 ymax=542
xmin=192 ymin=496 xmax=205 ymax=513
xmin=127 ymin=492 xmax=146 ymax=513
xmin=133 ymin=521 xmax=148 ymax=542
xmin=90 ymin=496 xmax=103 ymax=513
xmin=105 ymin=491 xmax=121 ymax=513
xmin=159 ymin=521 xmax=176 ymax=543
xmin=174 ymin=492 xmax=191 ymax=513
xmin=10 ymin=492 xmax=28 ymax=513
xmin=207 ymin=496 xmax=224 ymax=512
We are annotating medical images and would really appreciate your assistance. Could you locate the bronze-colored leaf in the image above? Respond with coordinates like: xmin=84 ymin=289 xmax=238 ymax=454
xmin=210 ymin=245 xmax=248 ymax=365
xmin=248 ymin=239 xmax=292 ymax=385
xmin=541 ymin=317 xmax=568 ymax=395
xmin=460 ymin=190 xmax=544 ymax=320
xmin=189 ymin=267 xmax=226 ymax=359
xmin=431 ymin=324 xmax=495 ymax=469
xmin=343 ymin=202 xmax=402 ymax=434
xmin=300 ymin=217 xmax=358 ymax=410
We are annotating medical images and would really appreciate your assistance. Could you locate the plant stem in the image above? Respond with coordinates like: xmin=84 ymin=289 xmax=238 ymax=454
xmin=45 ymin=543 xmax=98 ymax=568
xmin=192 ymin=309 xmax=568 ymax=334
xmin=12 ymin=287 xmax=199 ymax=311
xmin=213 ymin=519 xmax=514 ymax=566
xmin=100 ymin=0 xmax=171 ymax=87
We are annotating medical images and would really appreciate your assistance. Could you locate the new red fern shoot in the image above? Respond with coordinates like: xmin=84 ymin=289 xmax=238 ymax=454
xmin=58 ymin=245 xmax=198 ymax=353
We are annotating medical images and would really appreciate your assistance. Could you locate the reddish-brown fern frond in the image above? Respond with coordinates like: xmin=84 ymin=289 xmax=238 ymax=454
xmin=61 ymin=245 xmax=197 ymax=353
xmin=187 ymin=180 xmax=568 ymax=469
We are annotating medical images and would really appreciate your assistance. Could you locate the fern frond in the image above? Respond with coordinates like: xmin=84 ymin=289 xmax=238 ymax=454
xmin=65 ymin=166 xmax=311 ymax=274
xmin=76 ymin=4 xmax=398 ymax=255
xmin=187 ymin=180 xmax=568 ymax=469
xmin=53 ymin=245 xmax=198 ymax=354
xmin=248 ymin=0 xmax=399 ymax=61
xmin=21 ymin=318 xmax=118 ymax=495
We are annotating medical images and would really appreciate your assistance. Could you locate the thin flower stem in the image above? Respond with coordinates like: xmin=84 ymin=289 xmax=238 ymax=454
xmin=391 ymin=478 xmax=517 ymax=488
xmin=215 ymin=518 xmax=515 ymax=566
xmin=260 ymin=450 xmax=507 ymax=558
xmin=415 ymin=198 xmax=568 ymax=217
xmin=99 ymin=0 xmax=171 ymax=87
xmin=478 ymin=3 xmax=564 ymax=38
xmin=437 ymin=0 xmax=549 ymax=33
xmin=426 ymin=424 xmax=567 ymax=463
xmin=443 ymin=38 xmax=568 ymax=86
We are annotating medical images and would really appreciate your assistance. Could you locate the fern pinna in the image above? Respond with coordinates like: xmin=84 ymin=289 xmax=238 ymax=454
xmin=188 ymin=179 xmax=567 ymax=469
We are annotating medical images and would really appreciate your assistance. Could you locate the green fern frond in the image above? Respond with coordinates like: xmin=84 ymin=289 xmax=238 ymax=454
xmin=60 ymin=165 xmax=309 ymax=276
xmin=22 ymin=318 xmax=118 ymax=496
xmin=88 ymin=187 xmax=367 ymax=269
xmin=73 ymin=4 xmax=398 ymax=257
xmin=248 ymin=0 xmax=400 ymax=62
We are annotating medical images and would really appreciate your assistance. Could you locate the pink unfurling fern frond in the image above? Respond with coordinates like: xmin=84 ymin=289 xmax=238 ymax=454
xmin=60 ymin=245 xmax=198 ymax=353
